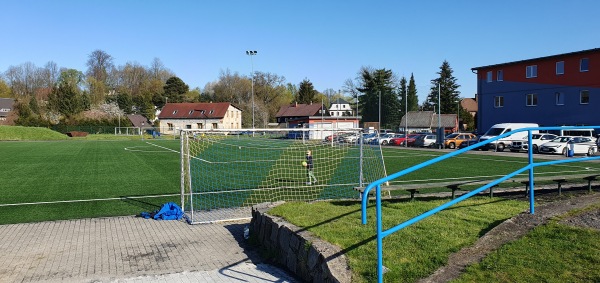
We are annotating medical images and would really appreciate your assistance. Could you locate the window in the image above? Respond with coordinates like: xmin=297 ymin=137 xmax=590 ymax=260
xmin=197 ymin=123 xmax=203 ymax=129
xmin=556 ymin=61 xmax=564 ymax=75
xmin=497 ymin=70 xmax=503 ymax=81
xmin=486 ymin=71 xmax=493 ymax=82
xmin=212 ymin=123 xmax=218 ymax=129
xmin=209 ymin=110 xmax=214 ymax=114
xmin=555 ymin=92 xmax=564 ymax=105
xmin=580 ymin=90 xmax=589 ymax=104
xmin=167 ymin=123 xmax=174 ymax=130
xmin=494 ymin=96 xmax=504 ymax=108
xmin=580 ymin=58 xmax=589 ymax=72
xmin=526 ymin=94 xmax=538 ymax=106
xmin=172 ymin=110 xmax=178 ymax=115
xmin=200 ymin=110 xmax=205 ymax=114
xmin=185 ymin=125 xmax=192 ymax=129
xmin=188 ymin=110 xmax=194 ymax=114
xmin=526 ymin=65 xmax=537 ymax=78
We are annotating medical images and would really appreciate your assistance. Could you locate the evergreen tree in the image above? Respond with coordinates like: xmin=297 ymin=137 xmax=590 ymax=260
xmin=48 ymin=69 xmax=85 ymax=117
xmin=407 ymin=73 xmax=419 ymax=111
xmin=297 ymin=79 xmax=318 ymax=104
xmin=399 ymin=76 xmax=408 ymax=121
xmin=356 ymin=68 xmax=401 ymax=129
xmin=422 ymin=61 xmax=461 ymax=114
xmin=163 ymin=76 xmax=189 ymax=103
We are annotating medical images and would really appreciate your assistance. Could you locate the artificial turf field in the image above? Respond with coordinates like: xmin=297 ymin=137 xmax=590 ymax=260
xmin=1 ymin=139 xmax=599 ymax=224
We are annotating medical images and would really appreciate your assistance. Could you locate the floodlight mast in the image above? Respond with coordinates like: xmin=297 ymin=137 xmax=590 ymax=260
xmin=246 ymin=50 xmax=257 ymax=130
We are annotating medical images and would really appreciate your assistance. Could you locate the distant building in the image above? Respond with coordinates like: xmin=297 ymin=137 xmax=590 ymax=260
xmin=399 ymin=111 xmax=457 ymax=133
xmin=329 ymin=98 xmax=354 ymax=117
xmin=472 ymin=48 xmax=600 ymax=133
xmin=157 ymin=102 xmax=242 ymax=134
xmin=276 ymin=102 xmax=360 ymax=139
xmin=0 ymin=98 xmax=15 ymax=123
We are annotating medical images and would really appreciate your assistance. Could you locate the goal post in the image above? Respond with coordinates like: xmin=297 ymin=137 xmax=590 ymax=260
xmin=114 ymin=127 xmax=141 ymax=136
xmin=180 ymin=128 xmax=387 ymax=224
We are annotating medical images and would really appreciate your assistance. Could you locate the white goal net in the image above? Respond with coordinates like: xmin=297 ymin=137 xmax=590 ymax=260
xmin=180 ymin=128 xmax=387 ymax=223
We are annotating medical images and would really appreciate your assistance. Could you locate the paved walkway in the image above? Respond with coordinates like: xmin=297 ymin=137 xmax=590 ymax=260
xmin=0 ymin=216 xmax=297 ymax=283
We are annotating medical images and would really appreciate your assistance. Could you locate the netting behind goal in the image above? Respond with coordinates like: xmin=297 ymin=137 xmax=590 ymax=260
xmin=180 ymin=128 xmax=387 ymax=224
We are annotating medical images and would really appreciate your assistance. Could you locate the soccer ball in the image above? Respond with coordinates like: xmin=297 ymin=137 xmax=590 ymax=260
xmin=302 ymin=161 xmax=307 ymax=167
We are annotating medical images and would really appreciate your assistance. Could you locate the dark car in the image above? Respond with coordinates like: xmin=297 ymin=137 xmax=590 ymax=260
xmin=457 ymin=137 xmax=482 ymax=150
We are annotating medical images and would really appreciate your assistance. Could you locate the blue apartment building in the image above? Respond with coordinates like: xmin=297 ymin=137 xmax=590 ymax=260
xmin=472 ymin=48 xmax=599 ymax=133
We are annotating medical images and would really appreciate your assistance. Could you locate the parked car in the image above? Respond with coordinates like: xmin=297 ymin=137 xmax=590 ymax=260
xmin=444 ymin=133 xmax=477 ymax=149
xmin=388 ymin=135 xmax=406 ymax=146
xmin=405 ymin=134 xmax=425 ymax=147
xmin=510 ymin=133 xmax=558 ymax=153
xmin=372 ymin=133 xmax=402 ymax=145
xmin=539 ymin=136 xmax=575 ymax=155
xmin=457 ymin=138 xmax=481 ymax=150
xmin=566 ymin=137 xmax=598 ymax=156
xmin=413 ymin=134 xmax=437 ymax=147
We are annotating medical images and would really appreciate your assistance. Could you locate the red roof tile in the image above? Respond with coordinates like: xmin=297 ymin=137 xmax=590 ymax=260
xmin=158 ymin=103 xmax=238 ymax=119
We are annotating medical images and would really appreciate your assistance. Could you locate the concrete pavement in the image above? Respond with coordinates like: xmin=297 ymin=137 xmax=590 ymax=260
xmin=0 ymin=216 xmax=297 ymax=283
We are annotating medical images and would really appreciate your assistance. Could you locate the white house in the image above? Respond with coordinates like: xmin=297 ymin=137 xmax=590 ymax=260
xmin=157 ymin=102 xmax=242 ymax=134
xmin=329 ymin=98 xmax=354 ymax=117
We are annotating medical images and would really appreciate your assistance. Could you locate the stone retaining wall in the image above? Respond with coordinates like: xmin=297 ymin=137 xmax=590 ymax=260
xmin=251 ymin=204 xmax=351 ymax=283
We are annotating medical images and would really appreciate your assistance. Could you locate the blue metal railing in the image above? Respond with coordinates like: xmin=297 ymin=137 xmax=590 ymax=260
xmin=360 ymin=126 xmax=600 ymax=283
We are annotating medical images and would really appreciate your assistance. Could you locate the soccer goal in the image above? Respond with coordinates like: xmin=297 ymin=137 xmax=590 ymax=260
xmin=114 ymin=127 xmax=141 ymax=136
xmin=180 ymin=128 xmax=387 ymax=224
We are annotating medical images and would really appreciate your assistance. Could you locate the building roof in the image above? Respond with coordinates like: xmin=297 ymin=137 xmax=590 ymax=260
xmin=400 ymin=111 xmax=456 ymax=128
xmin=127 ymin=114 xmax=151 ymax=128
xmin=461 ymin=98 xmax=478 ymax=112
xmin=471 ymin=48 xmax=600 ymax=71
xmin=157 ymin=102 xmax=238 ymax=119
xmin=0 ymin=98 xmax=15 ymax=118
xmin=276 ymin=103 xmax=323 ymax=118
xmin=331 ymin=98 xmax=351 ymax=105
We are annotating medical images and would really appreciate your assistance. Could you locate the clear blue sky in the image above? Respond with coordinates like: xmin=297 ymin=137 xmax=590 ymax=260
xmin=2 ymin=1 xmax=599 ymax=103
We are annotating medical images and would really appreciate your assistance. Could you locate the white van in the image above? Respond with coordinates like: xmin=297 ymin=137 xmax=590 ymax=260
xmin=541 ymin=127 xmax=595 ymax=137
xmin=479 ymin=123 xmax=539 ymax=152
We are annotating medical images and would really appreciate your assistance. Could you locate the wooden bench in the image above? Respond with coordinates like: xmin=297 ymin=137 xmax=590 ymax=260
xmin=356 ymin=173 xmax=599 ymax=200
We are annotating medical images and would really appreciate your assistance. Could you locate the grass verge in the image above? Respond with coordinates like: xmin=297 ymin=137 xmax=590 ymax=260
xmin=268 ymin=197 xmax=528 ymax=283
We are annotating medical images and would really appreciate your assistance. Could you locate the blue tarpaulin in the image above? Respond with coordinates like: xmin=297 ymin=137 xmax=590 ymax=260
xmin=141 ymin=202 xmax=184 ymax=220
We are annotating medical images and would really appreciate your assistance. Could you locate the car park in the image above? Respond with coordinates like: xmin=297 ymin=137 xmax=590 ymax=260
xmin=510 ymin=133 xmax=558 ymax=153
xmin=444 ymin=133 xmax=477 ymax=149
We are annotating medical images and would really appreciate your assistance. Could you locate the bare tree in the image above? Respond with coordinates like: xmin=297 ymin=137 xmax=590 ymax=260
xmin=86 ymin=50 xmax=114 ymax=84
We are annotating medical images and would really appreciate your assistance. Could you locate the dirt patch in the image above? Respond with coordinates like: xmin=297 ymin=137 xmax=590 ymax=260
xmin=419 ymin=186 xmax=600 ymax=283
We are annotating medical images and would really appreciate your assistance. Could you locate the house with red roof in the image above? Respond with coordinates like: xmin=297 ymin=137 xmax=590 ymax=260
xmin=157 ymin=102 xmax=242 ymax=134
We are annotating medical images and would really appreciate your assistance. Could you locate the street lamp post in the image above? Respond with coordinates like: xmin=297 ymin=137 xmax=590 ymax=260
xmin=438 ymin=83 xmax=442 ymax=149
xmin=246 ymin=50 xmax=257 ymax=130
xmin=457 ymin=99 xmax=460 ymax=133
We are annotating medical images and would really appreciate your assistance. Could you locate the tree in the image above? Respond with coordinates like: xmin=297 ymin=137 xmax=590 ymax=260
xmin=399 ymin=76 xmax=408 ymax=120
xmin=422 ymin=60 xmax=461 ymax=114
xmin=47 ymin=69 xmax=85 ymax=117
xmin=86 ymin=50 xmax=114 ymax=85
xmin=163 ymin=76 xmax=189 ymax=103
xmin=0 ymin=79 xmax=11 ymax=98
xmin=355 ymin=67 xmax=402 ymax=129
xmin=297 ymin=79 xmax=318 ymax=104
xmin=407 ymin=73 xmax=419 ymax=111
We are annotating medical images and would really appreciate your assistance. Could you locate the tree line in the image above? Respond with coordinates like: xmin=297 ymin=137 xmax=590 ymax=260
xmin=0 ymin=49 xmax=474 ymax=130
